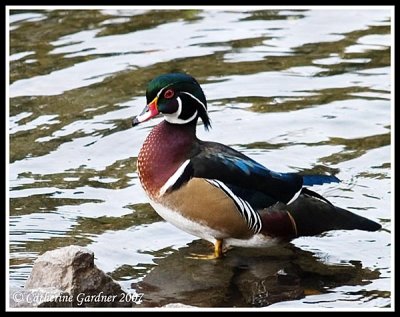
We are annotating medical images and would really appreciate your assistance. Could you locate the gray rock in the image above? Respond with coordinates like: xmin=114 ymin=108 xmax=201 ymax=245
xmin=23 ymin=245 xmax=130 ymax=307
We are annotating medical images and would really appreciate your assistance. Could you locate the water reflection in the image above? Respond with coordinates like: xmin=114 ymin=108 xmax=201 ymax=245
xmin=134 ymin=240 xmax=380 ymax=307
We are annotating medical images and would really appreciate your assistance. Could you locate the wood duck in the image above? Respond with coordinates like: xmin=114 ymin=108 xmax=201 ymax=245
xmin=132 ymin=73 xmax=381 ymax=259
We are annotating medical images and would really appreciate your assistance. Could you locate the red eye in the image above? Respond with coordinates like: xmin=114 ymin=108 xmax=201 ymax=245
xmin=164 ymin=89 xmax=174 ymax=99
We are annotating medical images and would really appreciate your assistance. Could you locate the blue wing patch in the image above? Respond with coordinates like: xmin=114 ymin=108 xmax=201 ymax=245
xmin=215 ymin=153 xmax=277 ymax=176
xmin=302 ymin=175 xmax=340 ymax=186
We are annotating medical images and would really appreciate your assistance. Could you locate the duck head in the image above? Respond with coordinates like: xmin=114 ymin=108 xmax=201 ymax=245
xmin=132 ymin=73 xmax=211 ymax=129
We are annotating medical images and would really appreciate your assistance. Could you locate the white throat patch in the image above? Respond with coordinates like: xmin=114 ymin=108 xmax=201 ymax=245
xmin=163 ymin=97 xmax=198 ymax=125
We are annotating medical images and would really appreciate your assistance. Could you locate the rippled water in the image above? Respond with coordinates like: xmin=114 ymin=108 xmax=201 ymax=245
xmin=8 ymin=8 xmax=392 ymax=309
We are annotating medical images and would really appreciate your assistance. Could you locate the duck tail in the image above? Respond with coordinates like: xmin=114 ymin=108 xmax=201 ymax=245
xmin=286 ymin=192 xmax=381 ymax=236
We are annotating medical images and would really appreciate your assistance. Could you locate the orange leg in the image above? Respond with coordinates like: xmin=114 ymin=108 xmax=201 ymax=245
xmin=213 ymin=239 xmax=223 ymax=258
xmin=188 ymin=239 xmax=224 ymax=260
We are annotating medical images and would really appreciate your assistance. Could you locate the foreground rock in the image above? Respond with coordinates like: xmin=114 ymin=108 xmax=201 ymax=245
xmin=11 ymin=245 xmax=131 ymax=308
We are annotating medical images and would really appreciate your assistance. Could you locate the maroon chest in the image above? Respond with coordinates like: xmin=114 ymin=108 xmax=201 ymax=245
xmin=137 ymin=121 xmax=195 ymax=198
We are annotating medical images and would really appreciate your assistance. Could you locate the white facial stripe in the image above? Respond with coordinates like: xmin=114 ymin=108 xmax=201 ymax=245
xmin=156 ymin=86 xmax=206 ymax=112
xmin=155 ymin=86 xmax=204 ymax=125
xmin=180 ymin=91 xmax=207 ymax=112
xmin=164 ymin=110 xmax=198 ymax=125
xmin=156 ymin=83 xmax=175 ymax=98
xmin=159 ymin=159 xmax=191 ymax=196
xmin=183 ymin=109 xmax=198 ymax=123
xmin=176 ymin=96 xmax=183 ymax=117
xmin=163 ymin=97 xmax=182 ymax=124
xmin=164 ymin=97 xmax=199 ymax=125
xmin=156 ymin=87 xmax=164 ymax=98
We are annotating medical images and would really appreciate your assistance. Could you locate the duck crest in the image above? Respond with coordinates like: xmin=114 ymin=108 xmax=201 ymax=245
xmin=137 ymin=121 xmax=195 ymax=199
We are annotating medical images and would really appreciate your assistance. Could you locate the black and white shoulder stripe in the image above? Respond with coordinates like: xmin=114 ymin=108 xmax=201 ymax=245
xmin=159 ymin=159 xmax=193 ymax=196
xmin=206 ymin=179 xmax=262 ymax=234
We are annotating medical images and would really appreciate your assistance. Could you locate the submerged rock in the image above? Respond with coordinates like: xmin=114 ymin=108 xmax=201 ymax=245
xmin=133 ymin=240 xmax=234 ymax=307
xmin=134 ymin=240 xmax=380 ymax=307
xmin=15 ymin=245 xmax=130 ymax=307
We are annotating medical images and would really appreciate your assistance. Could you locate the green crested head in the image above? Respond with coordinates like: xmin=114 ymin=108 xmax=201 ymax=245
xmin=133 ymin=73 xmax=211 ymax=130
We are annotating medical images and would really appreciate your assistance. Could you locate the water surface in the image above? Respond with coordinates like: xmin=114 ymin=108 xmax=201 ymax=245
xmin=8 ymin=8 xmax=392 ymax=308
